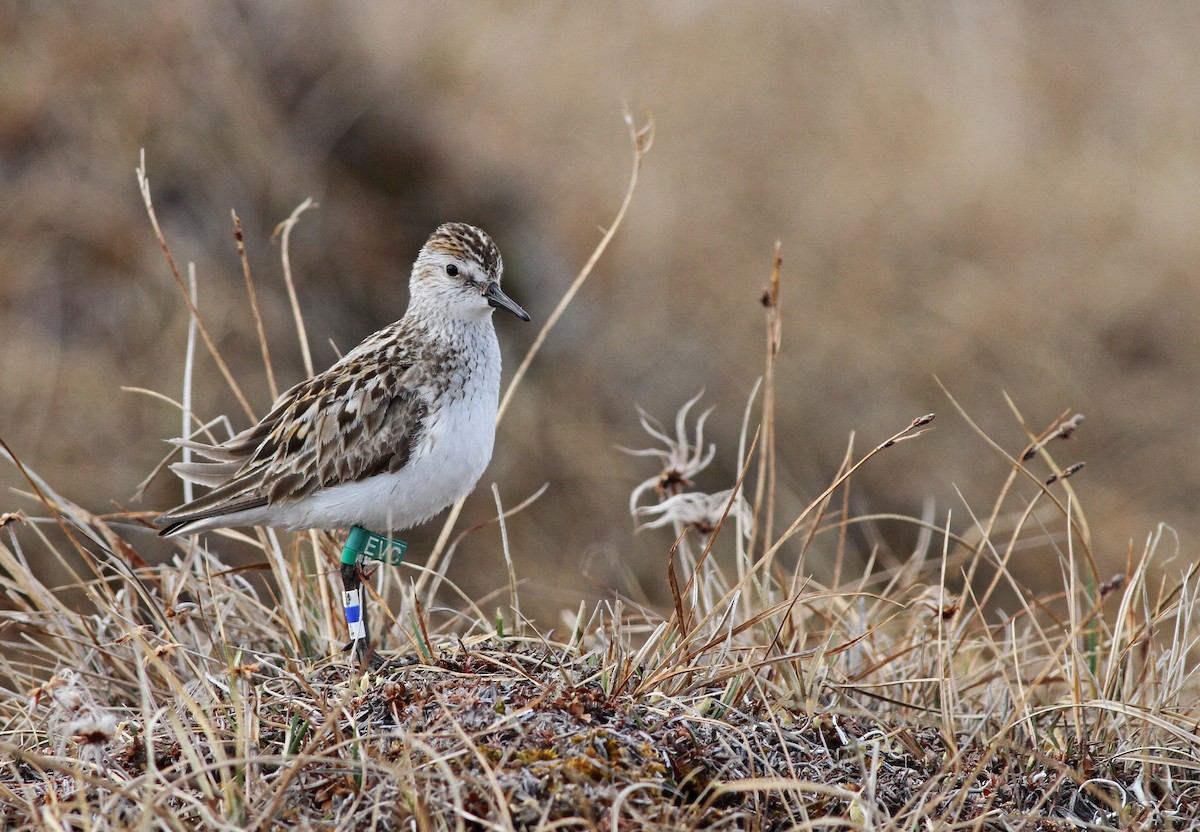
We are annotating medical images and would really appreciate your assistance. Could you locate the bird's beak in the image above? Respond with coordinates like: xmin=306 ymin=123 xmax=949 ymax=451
xmin=484 ymin=282 xmax=530 ymax=321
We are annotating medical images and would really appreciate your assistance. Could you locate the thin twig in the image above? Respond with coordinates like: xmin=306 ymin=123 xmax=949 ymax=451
xmin=233 ymin=210 xmax=278 ymax=400
xmin=136 ymin=150 xmax=255 ymax=422
xmin=748 ymin=242 xmax=782 ymax=563
xmin=491 ymin=484 xmax=520 ymax=638
xmin=272 ymin=197 xmax=317 ymax=378
xmin=765 ymin=414 xmax=935 ymax=562
xmin=496 ymin=107 xmax=654 ymax=425
xmin=182 ymin=264 xmax=198 ymax=504
xmin=423 ymin=482 xmax=548 ymax=607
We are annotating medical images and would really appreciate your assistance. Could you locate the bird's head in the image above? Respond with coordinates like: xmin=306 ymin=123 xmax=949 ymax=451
xmin=410 ymin=222 xmax=530 ymax=323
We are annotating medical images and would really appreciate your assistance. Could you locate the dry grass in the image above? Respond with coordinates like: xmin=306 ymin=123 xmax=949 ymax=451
xmin=2 ymin=130 xmax=1199 ymax=830
xmin=2 ymin=376 xmax=1199 ymax=829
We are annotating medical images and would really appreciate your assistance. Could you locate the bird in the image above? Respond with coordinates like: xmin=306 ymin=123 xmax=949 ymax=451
xmin=156 ymin=222 xmax=530 ymax=664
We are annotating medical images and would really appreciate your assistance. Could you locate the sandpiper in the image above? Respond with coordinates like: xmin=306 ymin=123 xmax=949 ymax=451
xmin=156 ymin=222 xmax=530 ymax=664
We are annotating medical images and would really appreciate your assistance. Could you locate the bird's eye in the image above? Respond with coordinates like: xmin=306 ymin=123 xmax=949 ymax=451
xmin=445 ymin=264 xmax=459 ymax=277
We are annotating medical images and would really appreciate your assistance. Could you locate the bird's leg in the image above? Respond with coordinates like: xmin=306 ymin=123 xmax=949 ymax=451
xmin=340 ymin=526 xmax=384 ymax=668
xmin=340 ymin=559 xmax=374 ymax=665
xmin=339 ymin=525 xmax=405 ymax=668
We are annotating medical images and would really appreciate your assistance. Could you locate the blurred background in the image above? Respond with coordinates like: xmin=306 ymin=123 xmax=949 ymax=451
xmin=3 ymin=3 xmax=1199 ymax=627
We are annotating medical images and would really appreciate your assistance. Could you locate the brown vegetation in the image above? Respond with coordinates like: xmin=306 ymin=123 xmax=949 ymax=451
xmin=3 ymin=5 xmax=1200 ymax=828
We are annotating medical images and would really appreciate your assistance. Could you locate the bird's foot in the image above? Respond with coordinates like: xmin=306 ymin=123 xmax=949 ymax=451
xmin=343 ymin=639 xmax=385 ymax=670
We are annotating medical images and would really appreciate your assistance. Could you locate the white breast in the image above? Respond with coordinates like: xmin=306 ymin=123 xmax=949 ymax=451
xmin=282 ymin=323 xmax=503 ymax=533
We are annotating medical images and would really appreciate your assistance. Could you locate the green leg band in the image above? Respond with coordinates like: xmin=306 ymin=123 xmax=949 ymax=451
xmin=341 ymin=526 xmax=369 ymax=565
xmin=340 ymin=525 xmax=408 ymax=567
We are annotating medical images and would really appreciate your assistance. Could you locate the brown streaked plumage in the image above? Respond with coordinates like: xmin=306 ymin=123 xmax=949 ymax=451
xmin=156 ymin=222 xmax=529 ymax=538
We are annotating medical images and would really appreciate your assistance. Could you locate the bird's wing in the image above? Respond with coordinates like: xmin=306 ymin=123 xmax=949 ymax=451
xmin=156 ymin=356 xmax=428 ymax=532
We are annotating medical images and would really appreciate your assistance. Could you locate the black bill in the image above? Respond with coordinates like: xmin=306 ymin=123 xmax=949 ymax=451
xmin=484 ymin=282 xmax=531 ymax=321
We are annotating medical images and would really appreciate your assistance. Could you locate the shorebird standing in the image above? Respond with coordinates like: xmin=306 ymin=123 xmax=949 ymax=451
xmin=156 ymin=222 xmax=530 ymax=664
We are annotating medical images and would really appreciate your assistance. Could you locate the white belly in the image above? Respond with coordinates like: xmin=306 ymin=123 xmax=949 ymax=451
xmin=284 ymin=385 xmax=498 ymax=533
xmin=174 ymin=316 xmax=509 ymax=538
